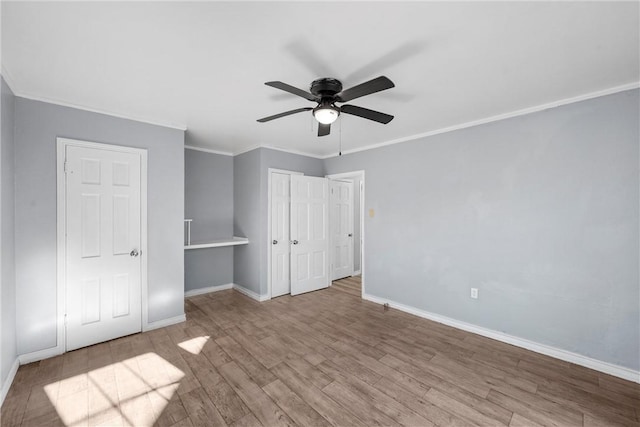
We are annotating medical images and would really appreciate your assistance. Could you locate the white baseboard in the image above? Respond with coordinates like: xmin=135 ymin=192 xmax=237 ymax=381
xmin=185 ymin=283 xmax=233 ymax=297
xmin=143 ymin=314 xmax=186 ymax=332
xmin=353 ymin=270 xmax=362 ymax=276
xmin=0 ymin=358 xmax=19 ymax=406
xmin=18 ymin=345 xmax=63 ymax=365
xmin=363 ymin=293 xmax=640 ymax=384
xmin=183 ymin=282 xmax=269 ymax=302
xmin=233 ymin=284 xmax=269 ymax=302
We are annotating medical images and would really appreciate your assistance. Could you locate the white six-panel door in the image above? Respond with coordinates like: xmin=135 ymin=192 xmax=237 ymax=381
xmin=290 ymin=175 xmax=329 ymax=296
xmin=330 ymin=180 xmax=354 ymax=280
xmin=291 ymin=175 xmax=329 ymax=295
xmin=65 ymin=145 xmax=142 ymax=351
xmin=271 ymin=173 xmax=291 ymax=297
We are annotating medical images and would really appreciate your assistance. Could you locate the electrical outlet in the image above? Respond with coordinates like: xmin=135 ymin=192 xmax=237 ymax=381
xmin=470 ymin=288 xmax=479 ymax=299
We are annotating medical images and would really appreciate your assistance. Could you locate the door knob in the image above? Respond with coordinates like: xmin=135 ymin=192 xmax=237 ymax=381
xmin=272 ymin=240 xmax=278 ymax=245
xmin=130 ymin=249 xmax=139 ymax=257
xmin=348 ymin=233 xmax=353 ymax=237
xmin=291 ymin=240 xmax=299 ymax=245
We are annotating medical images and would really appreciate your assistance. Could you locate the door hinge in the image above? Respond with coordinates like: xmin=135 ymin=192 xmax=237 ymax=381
xmin=63 ymin=161 xmax=67 ymax=173
xmin=64 ymin=313 xmax=67 ymax=325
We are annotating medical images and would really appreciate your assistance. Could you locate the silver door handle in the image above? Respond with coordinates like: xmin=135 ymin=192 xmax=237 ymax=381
xmin=291 ymin=240 xmax=299 ymax=245
xmin=272 ymin=240 xmax=278 ymax=245
xmin=130 ymin=249 xmax=139 ymax=257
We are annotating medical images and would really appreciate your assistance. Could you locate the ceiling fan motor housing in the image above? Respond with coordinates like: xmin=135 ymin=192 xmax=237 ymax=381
xmin=310 ymin=78 xmax=343 ymax=98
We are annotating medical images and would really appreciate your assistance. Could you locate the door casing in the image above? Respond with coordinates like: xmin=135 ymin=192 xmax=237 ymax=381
xmin=329 ymin=179 xmax=354 ymax=280
xmin=326 ymin=171 xmax=365 ymax=297
xmin=56 ymin=137 xmax=148 ymax=354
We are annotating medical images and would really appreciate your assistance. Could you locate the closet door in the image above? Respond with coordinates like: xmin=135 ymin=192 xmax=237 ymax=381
xmin=290 ymin=175 xmax=329 ymax=295
xmin=271 ymin=173 xmax=291 ymax=297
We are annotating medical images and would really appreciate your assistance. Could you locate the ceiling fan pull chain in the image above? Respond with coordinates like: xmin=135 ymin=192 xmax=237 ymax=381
xmin=339 ymin=118 xmax=342 ymax=156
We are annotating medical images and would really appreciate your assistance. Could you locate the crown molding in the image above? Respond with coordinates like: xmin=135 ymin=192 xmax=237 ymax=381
xmin=230 ymin=143 xmax=325 ymax=159
xmin=231 ymin=143 xmax=262 ymax=157
xmin=185 ymin=145 xmax=233 ymax=156
xmin=324 ymin=82 xmax=640 ymax=159
xmin=3 ymin=76 xmax=187 ymax=131
xmin=0 ymin=65 xmax=19 ymax=94
xmin=257 ymin=144 xmax=326 ymax=159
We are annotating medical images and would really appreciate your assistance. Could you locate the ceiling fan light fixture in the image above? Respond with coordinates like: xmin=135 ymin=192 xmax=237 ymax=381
xmin=313 ymin=105 xmax=339 ymax=124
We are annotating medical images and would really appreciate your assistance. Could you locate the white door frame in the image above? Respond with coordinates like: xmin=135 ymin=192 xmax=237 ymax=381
xmin=329 ymin=179 xmax=355 ymax=280
xmin=326 ymin=171 xmax=365 ymax=298
xmin=267 ymin=168 xmax=303 ymax=300
xmin=56 ymin=137 xmax=148 ymax=354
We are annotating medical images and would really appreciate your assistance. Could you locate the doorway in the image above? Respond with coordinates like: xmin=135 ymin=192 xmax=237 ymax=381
xmin=327 ymin=171 xmax=365 ymax=297
xmin=57 ymin=138 xmax=148 ymax=352
xmin=329 ymin=179 xmax=354 ymax=280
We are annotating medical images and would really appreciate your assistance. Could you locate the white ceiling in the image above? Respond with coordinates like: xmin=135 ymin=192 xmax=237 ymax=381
xmin=3 ymin=1 xmax=639 ymax=158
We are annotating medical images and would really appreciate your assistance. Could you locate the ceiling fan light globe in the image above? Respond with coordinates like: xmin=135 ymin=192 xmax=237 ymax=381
xmin=313 ymin=107 xmax=339 ymax=125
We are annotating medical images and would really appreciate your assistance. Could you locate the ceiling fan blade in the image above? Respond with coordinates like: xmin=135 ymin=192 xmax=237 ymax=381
xmin=335 ymin=76 xmax=395 ymax=102
xmin=340 ymin=105 xmax=394 ymax=124
xmin=318 ymin=123 xmax=331 ymax=137
xmin=265 ymin=81 xmax=318 ymax=102
xmin=257 ymin=107 xmax=312 ymax=123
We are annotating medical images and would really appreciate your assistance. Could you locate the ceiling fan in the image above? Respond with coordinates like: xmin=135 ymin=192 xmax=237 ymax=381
xmin=257 ymin=76 xmax=395 ymax=137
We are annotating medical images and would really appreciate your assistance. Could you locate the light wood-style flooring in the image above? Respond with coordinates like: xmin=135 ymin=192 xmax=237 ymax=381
xmin=2 ymin=276 xmax=639 ymax=426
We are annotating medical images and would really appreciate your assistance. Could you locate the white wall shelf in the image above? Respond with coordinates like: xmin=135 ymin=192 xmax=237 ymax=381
xmin=184 ymin=236 xmax=249 ymax=250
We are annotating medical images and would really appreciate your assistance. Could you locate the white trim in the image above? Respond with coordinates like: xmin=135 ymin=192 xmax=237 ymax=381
xmin=5 ymin=72 xmax=636 ymax=162
xmin=56 ymin=137 xmax=149 ymax=353
xmin=326 ymin=171 xmax=366 ymax=180
xmin=353 ymin=270 xmax=362 ymax=276
xmin=326 ymin=171 xmax=365 ymax=298
xmin=184 ymin=236 xmax=249 ymax=250
xmin=267 ymin=168 xmax=304 ymax=300
xmin=222 ymin=83 xmax=640 ymax=160
xmin=0 ymin=358 xmax=19 ymax=406
xmin=143 ymin=314 xmax=186 ymax=332
xmin=11 ymin=90 xmax=187 ymax=131
xmin=18 ymin=346 xmax=62 ymax=365
xmin=259 ymin=144 xmax=325 ymax=159
xmin=232 ymin=144 xmax=262 ymax=157
xmin=55 ymin=142 xmax=68 ymax=357
xmin=185 ymin=145 xmax=233 ymax=156
xmin=0 ymin=65 xmax=18 ymax=95
xmin=232 ymin=143 xmax=325 ymax=159
xmin=363 ymin=293 xmax=640 ymax=384
xmin=324 ymin=82 xmax=640 ymax=159
xmin=185 ymin=283 xmax=233 ymax=297
xmin=233 ymin=284 xmax=269 ymax=302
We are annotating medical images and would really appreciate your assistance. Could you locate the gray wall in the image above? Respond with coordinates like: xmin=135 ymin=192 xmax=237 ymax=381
xmin=184 ymin=148 xmax=234 ymax=291
xmin=233 ymin=148 xmax=325 ymax=295
xmin=1 ymin=78 xmax=17 ymax=389
xmin=233 ymin=149 xmax=261 ymax=293
xmin=325 ymin=89 xmax=639 ymax=371
xmin=14 ymin=98 xmax=185 ymax=355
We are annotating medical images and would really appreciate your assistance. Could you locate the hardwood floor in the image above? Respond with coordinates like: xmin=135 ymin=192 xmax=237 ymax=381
xmin=2 ymin=276 xmax=639 ymax=426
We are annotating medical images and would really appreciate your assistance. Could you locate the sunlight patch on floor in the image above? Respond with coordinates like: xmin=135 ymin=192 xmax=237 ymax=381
xmin=43 ymin=352 xmax=184 ymax=426
xmin=177 ymin=336 xmax=210 ymax=355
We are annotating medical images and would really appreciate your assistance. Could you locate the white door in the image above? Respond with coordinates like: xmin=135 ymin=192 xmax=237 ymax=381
xmin=271 ymin=173 xmax=291 ymax=297
xmin=330 ymin=180 xmax=354 ymax=280
xmin=290 ymin=175 xmax=329 ymax=296
xmin=65 ymin=145 xmax=142 ymax=351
